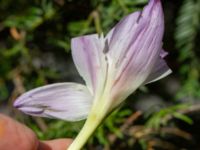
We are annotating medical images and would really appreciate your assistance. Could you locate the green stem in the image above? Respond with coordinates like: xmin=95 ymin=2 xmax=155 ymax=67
xmin=67 ymin=111 xmax=105 ymax=150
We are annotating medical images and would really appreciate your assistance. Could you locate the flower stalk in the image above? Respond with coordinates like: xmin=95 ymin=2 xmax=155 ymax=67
xmin=68 ymin=98 xmax=109 ymax=150
xmin=67 ymin=110 xmax=104 ymax=150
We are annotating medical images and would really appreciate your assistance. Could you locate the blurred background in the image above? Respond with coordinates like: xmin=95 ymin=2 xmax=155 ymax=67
xmin=0 ymin=0 xmax=200 ymax=149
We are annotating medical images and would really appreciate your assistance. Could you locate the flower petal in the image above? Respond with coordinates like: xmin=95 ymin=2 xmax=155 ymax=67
xmin=160 ymin=49 xmax=168 ymax=58
xmin=14 ymin=83 xmax=93 ymax=121
xmin=109 ymin=0 xmax=165 ymax=103
xmin=71 ymin=34 xmax=107 ymax=95
xmin=107 ymin=0 xmax=163 ymax=62
xmin=105 ymin=11 xmax=142 ymax=61
xmin=144 ymin=57 xmax=172 ymax=84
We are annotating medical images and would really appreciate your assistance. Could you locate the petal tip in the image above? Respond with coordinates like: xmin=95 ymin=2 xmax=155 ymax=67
xmin=149 ymin=0 xmax=161 ymax=5
xmin=13 ymin=98 xmax=22 ymax=108
xmin=146 ymin=0 xmax=162 ymax=12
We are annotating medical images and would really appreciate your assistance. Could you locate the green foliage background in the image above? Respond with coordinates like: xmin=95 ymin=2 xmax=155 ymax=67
xmin=0 ymin=0 xmax=200 ymax=149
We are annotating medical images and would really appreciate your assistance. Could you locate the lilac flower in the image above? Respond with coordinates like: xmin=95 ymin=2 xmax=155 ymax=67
xmin=14 ymin=0 xmax=172 ymax=149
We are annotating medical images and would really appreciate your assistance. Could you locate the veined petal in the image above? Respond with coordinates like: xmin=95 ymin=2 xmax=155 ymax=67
xmin=108 ymin=0 xmax=163 ymax=61
xmin=106 ymin=0 xmax=162 ymax=62
xmin=106 ymin=11 xmax=142 ymax=61
xmin=71 ymin=34 xmax=107 ymax=94
xmin=144 ymin=48 xmax=171 ymax=84
xmin=14 ymin=83 xmax=93 ymax=121
xmin=145 ymin=57 xmax=172 ymax=84
xmin=109 ymin=0 xmax=165 ymax=103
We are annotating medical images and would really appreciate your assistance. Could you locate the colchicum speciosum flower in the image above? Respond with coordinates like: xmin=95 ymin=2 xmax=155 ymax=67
xmin=14 ymin=0 xmax=172 ymax=149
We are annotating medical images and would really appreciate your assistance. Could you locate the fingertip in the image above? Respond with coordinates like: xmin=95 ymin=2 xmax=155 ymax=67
xmin=0 ymin=114 xmax=38 ymax=150
xmin=38 ymin=139 xmax=73 ymax=150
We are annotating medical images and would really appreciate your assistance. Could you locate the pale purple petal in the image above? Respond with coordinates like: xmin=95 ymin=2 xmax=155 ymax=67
xmin=105 ymin=11 xmax=142 ymax=60
xmin=71 ymin=34 xmax=107 ymax=94
xmin=160 ymin=49 xmax=168 ymax=58
xmin=14 ymin=83 xmax=93 ymax=121
xmin=144 ymin=57 xmax=172 ymax=84
xmin=106 ymin=0 xmax=163 ymax=61
xmin=109 ymin=0 xmax=165 ymax=103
